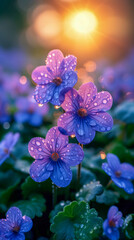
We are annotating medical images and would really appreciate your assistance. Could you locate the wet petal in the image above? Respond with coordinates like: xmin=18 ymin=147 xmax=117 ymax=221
xmin=61 ymin=88 xmax=82 ymax=112
xmin=75 ymin=118 xmax=96 ymax=144
xmin=30 ymin=160 xmax=53 ymax=182
xmin=112 ymin=177 xmax=134 ymax=194
xmin=102 ymin=163 xmax=113 ymax=177
xmin=60 ymin=55 xmax=77 ymax=74
xmin=50 ymin=160 xmax=72 ymax=187
xmin=60 ymin=144 xmax=84 ymax=166
xmin=45 ymin=126 xmax=68 ymax=152
xmin=89 ymin=91 xmax=113 ymax=112
xmin=0 ymin=219 xmax=10 ymax=234
xmin=32 ymin=66 xmax=53 ymax=85
xmin=20 ymin=216 xmax=33 ymax=233
xmin=78 ymin=82 xmax=97 ymax=107
xmin=10 ymin=233 xmax=25 ymax=240
xmin=107 ymin=153 xmax=120 ymax=172
xmin=28 ymin=137 xmax=50 ymax=160
xmin=90 ymin=112 xmax=113 ymax=132
xmin=46 ymin=49 xmax=64 ymax=76
xmin=34 ymin=84 xmax=55 ymax=104
xmin=58 ymin=113 xmax=76 ymax=136
xmin=61 ymin=71 xmax=78 ymax=89
xmin=50 ymin=86 xmax=63 ymax=106
xmin=6 ymin=207 xmax=22 ymax=227
xmin=120 ymin=163 xmax=134 ymax=180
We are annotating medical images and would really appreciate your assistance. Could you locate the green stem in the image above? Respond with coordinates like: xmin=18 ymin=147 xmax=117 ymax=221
xmin=52 ymin=182 xmax=57 ymax=207
xmin=77 ymin=143 xmax=83 ymax=183
xmin=106 ymin=179 xmax=113 ymax=189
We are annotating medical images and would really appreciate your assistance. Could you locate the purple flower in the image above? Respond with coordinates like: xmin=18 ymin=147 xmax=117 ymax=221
xmin=0 ymin=207 xmax=33 ymax=240
xmin=103 ymin=206 xmax=123 ymax=240
xmin=32 ymin=49 xmax=78 ymax=106
xmin=58 ymin=82 xmax=113 ymax=144
xmin=15 ymin=97 xmax=49 ymax=127
xmin=28 ymin=127 xmax=84 ymax=187
xmin=0 ymin=132 xmax=19 ymax=165
xmin=102 ymin=153 xmax=134 ymax=194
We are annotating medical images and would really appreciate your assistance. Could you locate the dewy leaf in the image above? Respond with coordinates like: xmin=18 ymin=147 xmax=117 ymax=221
xmin=123 ymin=214 xmax=134 ymax=239
xmin=50 ymin=201 xmax=103 ymax=240
xmin=75 ymin=181 xmax=103 ymax=202
xmin=50 ymin=201 xmax=70 ymax=224
xmin=21 ymin=176 xmax=52 ymax=198
xmin=114 ymin=100 xmax=134 ymax=124
xmin=13 ymin=194 xmax=46 ymax=219
xmin=96 ymin=190 xmax=120 ymax=205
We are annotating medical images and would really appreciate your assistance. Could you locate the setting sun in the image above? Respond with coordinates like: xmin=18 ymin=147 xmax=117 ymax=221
xmin=69 ymin=10 xmax=98 ymax=35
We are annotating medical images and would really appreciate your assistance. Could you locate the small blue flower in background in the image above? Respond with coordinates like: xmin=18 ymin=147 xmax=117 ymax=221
xmin=15 ymin=97 xmax=49 ymax=127
xmin=32 ymin=49 xmax=78 ymax=106
xmin=102 ymin=153 xmax=134 ymax=194
xmin=103 ymin=206 xmax=123 ymax=240
xmin=28 ymin=126 xmax=84 ymax=187
xmin=0 ymin=132 xmax=19 ymax=165
xmin=58 ymin=82 xmax=113 ymax=144
xmin=0 ymin=207 xmax=33 ymax=240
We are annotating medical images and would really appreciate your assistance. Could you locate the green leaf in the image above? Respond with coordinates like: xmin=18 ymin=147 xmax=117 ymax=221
xmin=50 ymin=201 xmax=103 ymax=240
xmin=96 ymin=190 xmax=120 ymax=205
xmin=0 ymin=170 xmax=21 ymax=206
xmin=21 ymin=176 xmax=52 ymax=198
xmin=13 ymin=194 xmax=46 ymax=219
xmin=75 ymin=181 xmax=103 ymax=202
xmin=123 ymin=214 xmax=134 ymax=239
xmin=49 ymin=201 xmax=70 ymax=224
xmin=114 ymin=100 xmax=134 ymax=124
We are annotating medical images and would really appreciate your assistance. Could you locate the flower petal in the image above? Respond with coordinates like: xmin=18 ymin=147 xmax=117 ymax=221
xmin=120 ymin=163 xmax=134 ymax=180
xmin=58 ymin=113 xmax=76 ymax=136
xmin=28 ymin=137 xmax=50 ymax=160
xmin=50 ymin=160 xmax=72 ymax=187
xmin=50 ymin=85 xmax=63 ymax=106
xmin=20 ymin=216 xmax=33 ymax=233
xmin=46 ymin=49 xmax=64 ymax=76
xmin=61 ymin=71 xmax=78 ymax=89
xmin=107 ymin=153 xmax=120 ymax=172
xmin=6 ymin=207 xmax=22 ymax=227
xmin=61 ymin=88 xmax=82 ymax=112
xmin=34 ymin=84 xmax=55 ymax=104
xmin=10 ymin=233 xmax=25 ymax=240
xmin=30 ymin=160 xmax=53 ymax=182
xmin=75 ymin=118 xmax=96 ymax=144
xmin=60 ymin=55 xmax=77 ymax=74
xmin=112 ymin=177 xmax=134 ymax=194
xmin=32 ymin=66 xmax=53 ymax=85
xmin=108 ymin=206 xmax=118 ymax=221
xmin=0 ymin=219 xmax=10 ymax=234
xmin=102 ymin=163 xmax=113 ymax=177
xmin=89 ymin=91 xmax=113 ymax=112
xmin=60 ymin=144 xmax=84 ymax=166
xmin=90 ymin=112 xmax=113 ymax=132
xmin=78 ymin=82 xmax=97 ymax=106
xmin=45 ymin=127 xmax=68 ymax=152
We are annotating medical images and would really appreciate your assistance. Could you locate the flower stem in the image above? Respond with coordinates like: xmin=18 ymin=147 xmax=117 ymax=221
xmin=52 ymin=182 xmax=57 ymax=207
xmin=106 ymin=179 xmax=113 ymax=189
xmin=77 ymin=143 xmax=83 ymax=183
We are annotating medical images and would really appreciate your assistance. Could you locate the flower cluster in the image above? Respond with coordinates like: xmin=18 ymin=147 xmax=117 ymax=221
xmin=103 ymin=206 xmax=123 ymax=240
xmin=0 ymin=207 xmax=33 ymax=240
xmin=0 ymin=132 xmax=19 ymax=165
xmin=28 ymin=127 xmax=84 ymax=187
xmin=102 ymin=153 xmax=134 ymax=194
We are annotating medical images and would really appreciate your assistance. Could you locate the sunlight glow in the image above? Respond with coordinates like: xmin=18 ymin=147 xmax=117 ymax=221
xmin=69 ymin=10 xmax=98 ymax=35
